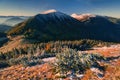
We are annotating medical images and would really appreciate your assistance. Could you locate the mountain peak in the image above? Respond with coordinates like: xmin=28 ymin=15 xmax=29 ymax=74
xmin=71 ymin=13 xmax=96 ymax=21
xmin=7 ymin=11 xmax=120 ymax=42
xmin=41 ymin=9 xmax=57 ymax=14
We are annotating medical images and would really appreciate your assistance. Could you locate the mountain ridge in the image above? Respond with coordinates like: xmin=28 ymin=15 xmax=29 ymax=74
xmin=3 ymin=17 xmax=25 ymax=26
xmin=7 ymin=11 xmax=120 ymax=42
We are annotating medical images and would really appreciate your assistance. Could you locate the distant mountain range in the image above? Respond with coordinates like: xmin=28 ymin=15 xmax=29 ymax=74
xmin=2 ymin=17 xmax=24 ymax=26
xmin=0 ymin=16 xmax=29 ymax=32
xmin=0 ymin=16 xmax=29 ymax=24
xmin=7 ymin=10 xmax=120 ymax=42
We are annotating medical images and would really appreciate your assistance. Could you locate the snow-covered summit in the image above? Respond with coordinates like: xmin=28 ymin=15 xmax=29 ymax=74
xmin=35 ymin=10 xmax=76 ymax=23
xmin=71 ymin=13 xmax=96 ymax=21
xmin=41 ymin=9 xmax=57 ymax=14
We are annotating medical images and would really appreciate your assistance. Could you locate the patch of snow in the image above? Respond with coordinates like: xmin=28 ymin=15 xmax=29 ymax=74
xmin=90 ymin=67 xmax=104 ymax=78
xmin=69 ymin=74 xmax=76 ymax=80
xmin=41 ymin=9 xmax=57 ymax=14
xmin=71 ymin=13 xmax=96 ymax=21
xmin=42 ymin=57 xmax=56 ymax=62
xmin=76 ymin=74 xmax=84 ymax=78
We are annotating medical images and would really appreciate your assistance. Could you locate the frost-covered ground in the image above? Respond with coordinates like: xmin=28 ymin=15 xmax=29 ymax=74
xmin=42 ymin=57 xmax=56 ymax=63
xmin=0 ymin=44 xmax=120 ymax=80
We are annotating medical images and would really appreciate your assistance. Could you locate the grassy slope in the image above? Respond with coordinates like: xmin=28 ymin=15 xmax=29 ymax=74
xmin=0 ymin=44 xmax=120 ymax=80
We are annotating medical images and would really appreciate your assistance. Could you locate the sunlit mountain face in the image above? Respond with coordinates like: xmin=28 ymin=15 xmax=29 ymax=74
xmin=0 ymin=0 xmax=120 ymax=80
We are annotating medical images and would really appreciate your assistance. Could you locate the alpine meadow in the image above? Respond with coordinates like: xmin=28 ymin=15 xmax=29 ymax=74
xmin=0 ymin=0 xmax=120 ymax=80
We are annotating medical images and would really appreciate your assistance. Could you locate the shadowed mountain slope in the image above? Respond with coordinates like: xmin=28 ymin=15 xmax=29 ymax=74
xmin=7 ymin=11 xmax=120 ymax=42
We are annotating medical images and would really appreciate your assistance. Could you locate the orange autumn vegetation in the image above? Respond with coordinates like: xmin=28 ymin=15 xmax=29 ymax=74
xmin=45 ymin=43 xmax=51 ymax=51
xmin=81 ymin=70 xmax=98 ymax=80
xmin=85 ymin=47 xmax=120 ymax=57
xmin=0 ymin=63 xmax=55 ymax=80
xmin=0 ymin=45 xmax=120 ymax=80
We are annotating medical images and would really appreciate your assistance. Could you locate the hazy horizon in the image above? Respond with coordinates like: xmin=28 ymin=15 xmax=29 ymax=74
xmin=0 ymin=0 xmax=120 ymax=18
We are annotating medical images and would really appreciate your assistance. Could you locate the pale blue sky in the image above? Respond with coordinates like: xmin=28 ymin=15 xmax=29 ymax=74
xmin=0 ymin=0 xmax=120 ymax=18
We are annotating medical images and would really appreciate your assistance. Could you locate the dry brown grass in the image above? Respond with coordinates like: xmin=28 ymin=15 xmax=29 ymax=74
xmin=0 ymin=63 xmax=55 ymax=80
xmin=83 ymin=60 xmax=120 ymax=80
xmin=0 ymin=36 xmax=31 ymax=53
xmin=81 ymin=45 xmax=120 ymax=80
xmin=0 ymin=44 xmax=120 ymax=80
xmin=0 ymin=59 xmax=120 ymax=80
xmin=83 ymin=45 xmax=120 ymax=57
